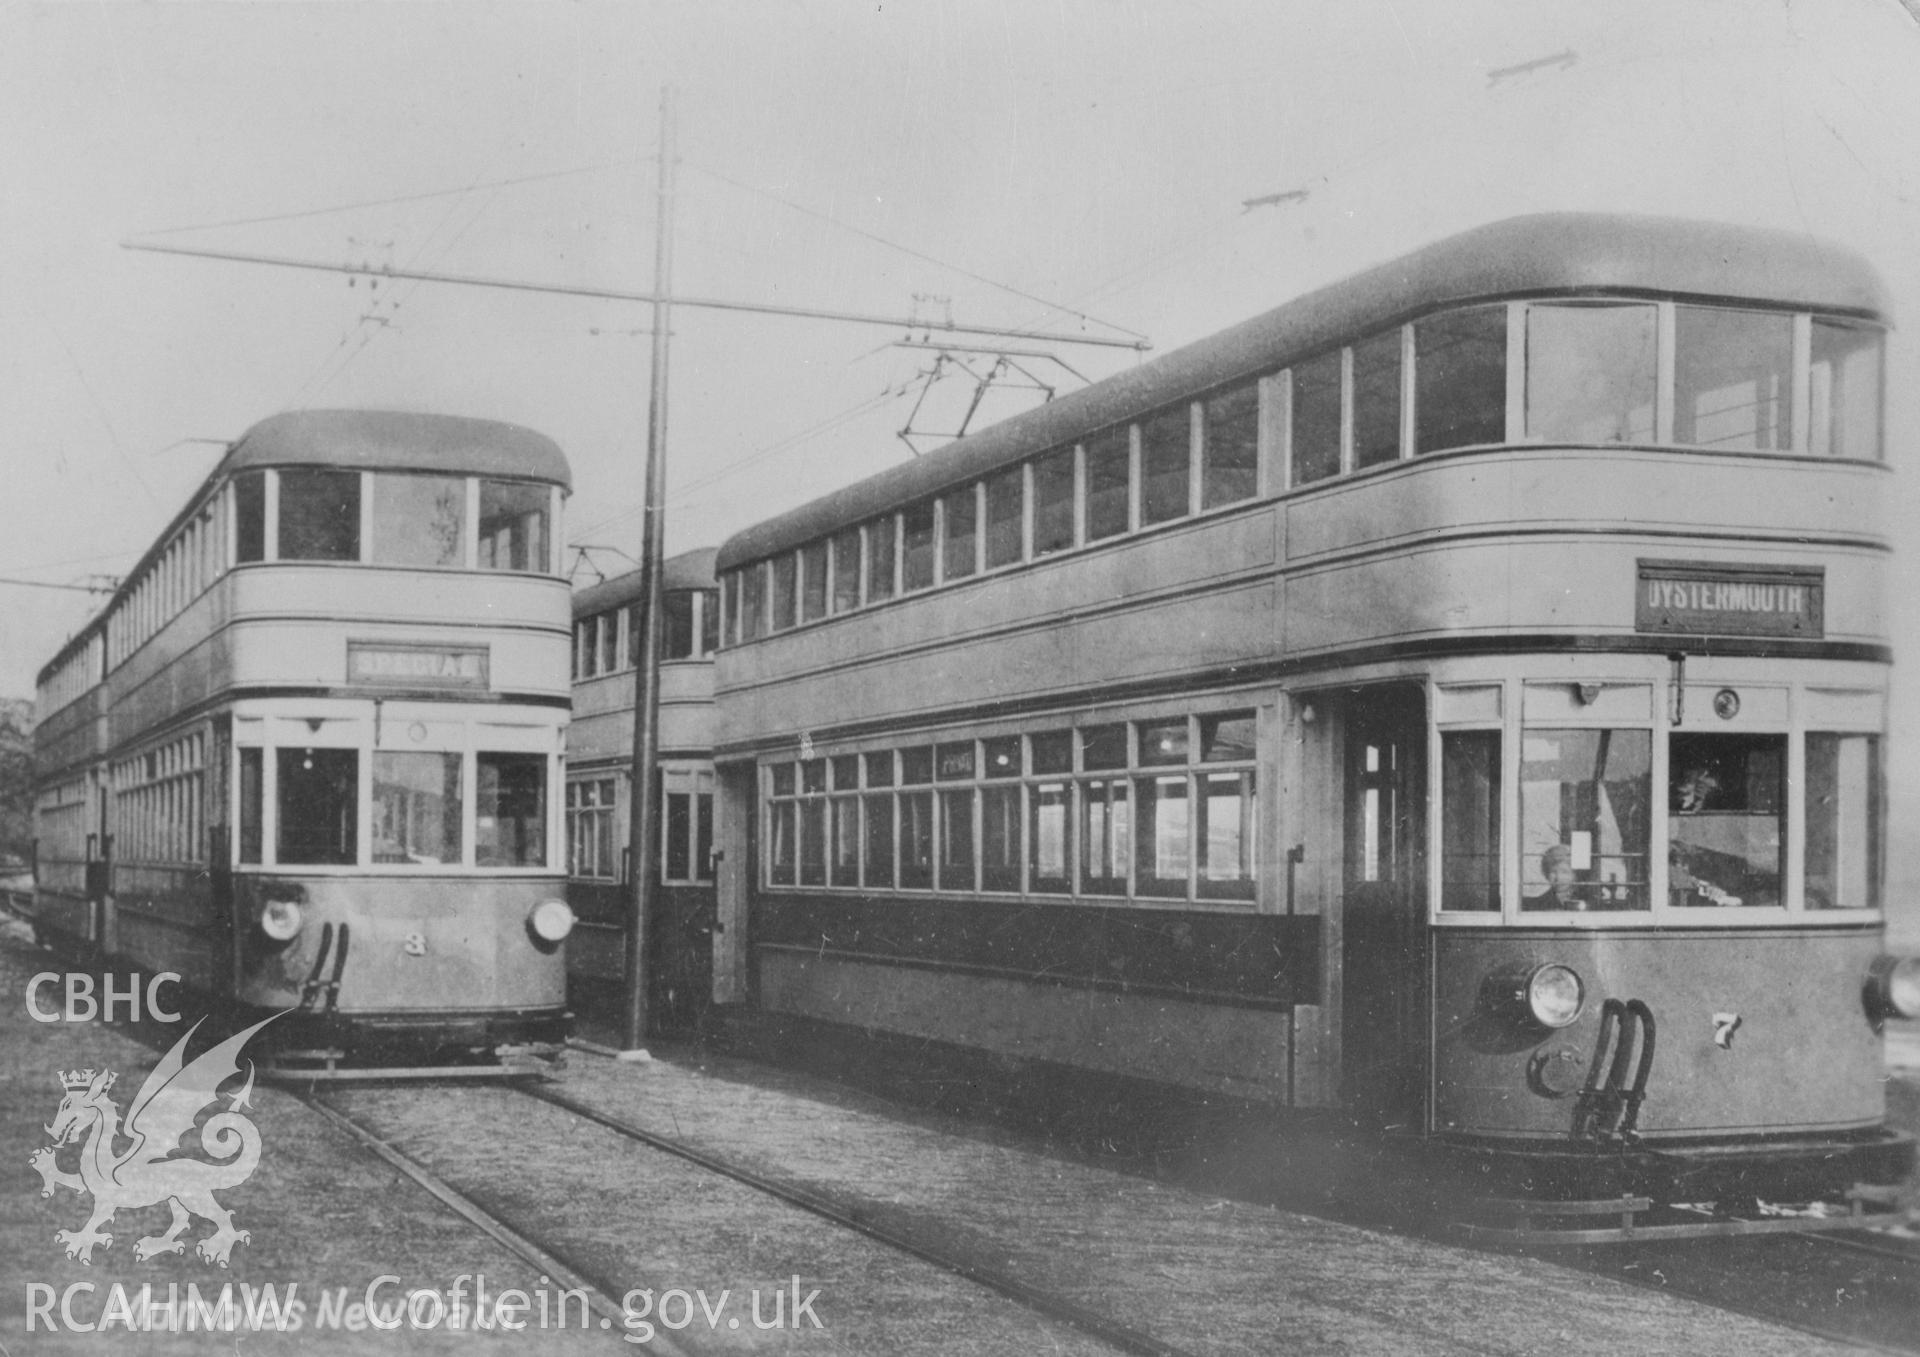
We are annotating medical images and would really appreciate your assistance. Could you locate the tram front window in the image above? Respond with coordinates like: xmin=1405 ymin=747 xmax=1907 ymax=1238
xmin=476 ymin=752 xmax=547 ymax=867
xmin=1525 ymin=302 xmax=1656 ymax=444
xmin=1668 ymin=733 xmax=1784 ymax=908
xmin=478 ymin=480 xmax=549 ymax=573
xmin=277 ymin=748 xmax=358 ymax=865
xmin=279 ymin=469 xmax=361 ymax=562
xmin=372 ymin=752 xmax=462 ymax=865
xmin=1520 ymin=728 xmax=1650 ymax=910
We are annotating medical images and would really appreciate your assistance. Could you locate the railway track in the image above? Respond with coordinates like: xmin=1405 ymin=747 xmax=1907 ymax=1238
xmin=300 ymin=1081 xmax=1197 ymax=1357
xmin=1542 ymin=1221 xmax=1920 ymax=1356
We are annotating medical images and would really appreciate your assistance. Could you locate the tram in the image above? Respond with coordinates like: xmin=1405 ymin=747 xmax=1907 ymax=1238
xmin=566 ymin=549 xmax=719 ymax=1033
xmin=707 ymin=213 xmax=1920 ymax=1233
xmin=32 ymin=409 xmax=577 ymax=1072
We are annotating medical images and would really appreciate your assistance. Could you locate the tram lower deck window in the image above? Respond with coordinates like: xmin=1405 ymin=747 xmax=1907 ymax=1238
xmin=1806 ymin=734 xmax=1881 ymax=910
xmin=1520 ymin=728 xmax=1650 ymax=911
xmin=1668 ymin=733 xmax=1783 ymax=908
xmin=373 ymin=751 xmax=462 ymax=865
xmin=1439 ymin=731 xmax=1500 ymax=911
xmin=277 ymin=748 xmax=358 ymax=865
xmin=476 ymin=752 xmax=548 ymax=867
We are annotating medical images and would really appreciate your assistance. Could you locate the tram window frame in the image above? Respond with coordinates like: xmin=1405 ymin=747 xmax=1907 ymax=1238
xmin=830 ymin=526 xmax=863 ymax=614
xmin=1290 ymin=350 xmax=1343 ymax=485
xmin=475 ymin=751 xmax=549 ymax=868
xmin=1414 ymin=306 xmax=1508 ymax=455
xmin=901 ymin=502 xmax=936 ymax=593
xmin=1201 ymin=382 xmax=1260 ymax=509
xmin=567 ymin=776 xmax=620 ymax=880
xmin=1804 ymin=732 xmax=1882 ymax=911
xmin=770 ymin=553 xmax=798 ymax=632
xmin=477 ymin=479 xmax=552 ymax=574
xmin=983 ymin=466 xmax=1024 ymax=570
xmin=276 ymin=747 xmax=359 ymax=866
xmin=278 ymin=468 xmax=362 ymax=563
xmin=1438 ymin=729 xmax=1501 ymax=913
xmin=1138 ymin=404 xmax=1194 ymax=526
xmin=1031 ymin=447 xmax=1077 ymax=557
xmin=1809 ymin=318 xmax=1883 ymax=461
xmin=663 ymin=590 xmax=698 ymax=660
xmin=1667 ymin=732 xmax=1785 ymax=909
xmin=1083 ymin=428 xmax=1132 ymax=543
xmin=372 ymin=750 xmax=463 ymax=867
xmin=1525 ymin=301 xmax=1659 ymax=445
xmin=800 ymin=540 xmax=829 ymax=623
xmin=1518 ymin=726 xmax=1652 ymax=913
xmin=371 ymin=473 xmax=467 ymax=568
xmin=865 ymin=516 xmax=898 ymax=604
xmin=234 ymin=473 xmax=267 ymax=564
xmin=941 ymin=484 xmax=980 ymax=582
xmin=1673 ymin=305 xmax=1794 ymax=453
xmin=1351 ymin=329 xmax=1404 ymax=470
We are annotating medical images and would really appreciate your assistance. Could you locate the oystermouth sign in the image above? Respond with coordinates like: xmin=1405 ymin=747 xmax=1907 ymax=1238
xmin=1635 ymin=559 xmax=1824 ymax=639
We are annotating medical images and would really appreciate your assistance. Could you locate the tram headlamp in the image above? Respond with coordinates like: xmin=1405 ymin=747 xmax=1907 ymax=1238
xmin=259 ymin=899 xmax=304 ymax=943
xmin=1866 ymin=955 xmax=1920 ymax=1022
xmin=1525 ymin=964 xmax=1586 ymax=1029
xmin=529 ymin=899 xmax=575 ymax=944
xmin=1482 ymin=961 xmax=1586 ymax=1031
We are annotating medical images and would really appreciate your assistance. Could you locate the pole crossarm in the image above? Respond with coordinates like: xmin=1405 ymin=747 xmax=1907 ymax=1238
xmin=121 ymin=238 xmax=1151 ymax=352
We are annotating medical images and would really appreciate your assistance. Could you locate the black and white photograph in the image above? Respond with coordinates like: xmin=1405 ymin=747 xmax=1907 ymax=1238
xmin=4 ymin=3 xmax=1920 ymax=1352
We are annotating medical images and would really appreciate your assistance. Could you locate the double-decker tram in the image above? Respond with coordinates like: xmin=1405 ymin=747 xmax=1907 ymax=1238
xmin=566 ymin=548 xmax=720 ymax=1033
xmin=708 ymin=214 xmax=1920 ymax=1237
xmin=33 ymin=410 xmax=577 ymax=1074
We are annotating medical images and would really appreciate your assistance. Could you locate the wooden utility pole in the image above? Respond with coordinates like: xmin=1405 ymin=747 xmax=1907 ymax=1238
xmin=623 ymin=85 xmax=676 ymax=1050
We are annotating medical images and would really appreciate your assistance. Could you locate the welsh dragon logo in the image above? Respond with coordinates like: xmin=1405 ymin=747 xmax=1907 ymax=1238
xmin=29 ymin=1015 xmax=277 ymax=1267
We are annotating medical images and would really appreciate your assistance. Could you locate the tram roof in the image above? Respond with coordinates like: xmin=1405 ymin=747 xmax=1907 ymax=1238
xmin=572 ymin=547 xmax=719 ymax=617
xmin=716 ymin=212 xmax=1888 ymax=572
xmin=220 ymin=409 xmax=572 ymax=491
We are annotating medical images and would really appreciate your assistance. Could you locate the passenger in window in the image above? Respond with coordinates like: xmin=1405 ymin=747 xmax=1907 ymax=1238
xmin=1524 ymin=844 xmax=1588 ymax=911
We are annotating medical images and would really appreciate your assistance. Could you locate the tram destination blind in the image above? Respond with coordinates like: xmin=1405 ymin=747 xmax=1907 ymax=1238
xmin=1634 ymin=559 xmax=1824 ymax=639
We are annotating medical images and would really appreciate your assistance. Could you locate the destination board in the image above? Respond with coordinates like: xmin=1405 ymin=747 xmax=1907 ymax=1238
xmin=1635 ymin=560 xmax=1824 ymax=639
xmin=346 ymin=640 xmax=491 ymax=688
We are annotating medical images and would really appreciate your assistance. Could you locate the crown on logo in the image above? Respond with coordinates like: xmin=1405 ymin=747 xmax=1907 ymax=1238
xmin=60 ymin=1068 xmax=114 ymax=1091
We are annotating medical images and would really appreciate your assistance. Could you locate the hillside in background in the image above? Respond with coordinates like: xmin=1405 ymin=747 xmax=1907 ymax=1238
xmin=0 ymin=698 xmax=30 ymax=868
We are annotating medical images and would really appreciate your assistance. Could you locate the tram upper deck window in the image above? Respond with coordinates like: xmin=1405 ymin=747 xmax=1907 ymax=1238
xmin=479 ymin=480 xmax=549 ymax=573
xmin=1674 ymin=307 xmax=1793 ymax=452
xmin=902 ymin=502 xmax=936 ymax=592
xmin=1085 ymin=428 xmax=1131 ymax=542
xmin=831 ymin=527 xmax=862 ymax=612
xmin=234 ymin=473 xmax=267 ymax=564
xmin=279 ymin=469 xmax=360 ymax=562
xmin=277 ymin=747 xmax=358 ymax=865
xmin=741 ymin=563 xmax=768 ymax=639
xmin=983 ymin=466 xmax=1023 ymax=569
xmin=700 ymin=587 xmax=720 ymax=654
xmin=1520 ymin=728 xmax=1650 ymax=911
xmin=1440 ymin=730 xmax=1500 ymax=911
xmin=1291 ymin=351 xmax=1342 ymax=485
xmin=1201 ymin=383 xmax=1259 ymax=508
xmin=866 ymin=518 xmax=897 ymax=603
xmin=664 ymin=590 xmax=697 ymax=659
xmin=942 ymin=485 xmax=978 ymax=581
xmin=1415 ymin=307 xmax=1507 ymax=454
xmin=770 ymin=552 xmax=797 ymax=630
xmin=372 ymin=751 xmax=462 ymax=865
xmin=800 ymin=540 xmax=828 ymax=622
xmin=1667 ymin=733 xmax=1783 ymax=908
xmin=1806 ymin=733 xmax=1881 ymax=910
xmin=1139 ymin=405 xmax=1192 ymax=526
xmin=1811 ymin=319 xmax=1883 ymax=460
xmin=1525 ymin=303 xmax=1656 ymax=444
xmin=476 ymin=751 xmax=547 ymax=867
xmin=1351 ymin=331 xmax=1403 ymax=469
xmin=372 ymin=474 xmax=465 ymax=567
xmin=1031 ymin=448 xmax=1076 ymax=557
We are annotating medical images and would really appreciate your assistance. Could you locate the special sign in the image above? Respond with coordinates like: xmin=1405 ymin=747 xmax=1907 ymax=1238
xmin=1635 ymin=560 xmax=1823 ymax=639
xmin=346 ymin=641 xmax=490 ymax=688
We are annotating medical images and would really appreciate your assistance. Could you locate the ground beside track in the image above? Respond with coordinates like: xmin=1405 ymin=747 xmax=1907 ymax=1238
xmin=0 ymin=918 xmax=1895 ymax=1355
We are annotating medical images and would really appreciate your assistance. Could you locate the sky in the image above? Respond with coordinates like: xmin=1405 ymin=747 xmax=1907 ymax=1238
xmin=3 ymin=0 xmax=1919 ymax=930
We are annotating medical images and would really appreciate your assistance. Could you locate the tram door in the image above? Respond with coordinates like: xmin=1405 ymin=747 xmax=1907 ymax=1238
xmin=1340 ymin=683 xmax=1428 ymax=1125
